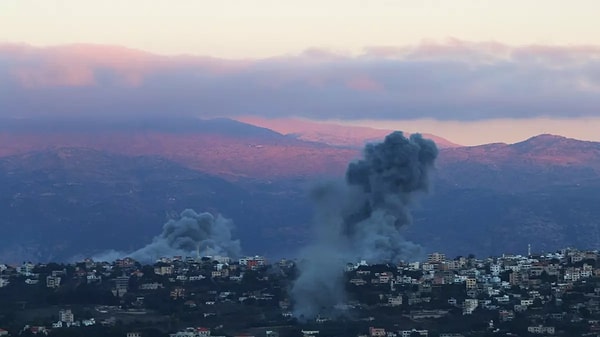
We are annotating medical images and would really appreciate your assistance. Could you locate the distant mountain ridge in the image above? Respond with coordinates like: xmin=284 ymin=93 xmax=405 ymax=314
xmin=437 ymin=134 xmax=600 ymax=192
xmin=0 ymin=117 xmax=355 ymax=180
xmin=441 ymin=134 xmax=600 ymax=166
xmin=0 ymin=117 xmax=284 ymax=139
xmin=236 ymin=116 xmax=461 ymax=148
xmin=2 ymin=117 xmax=600 ymax=261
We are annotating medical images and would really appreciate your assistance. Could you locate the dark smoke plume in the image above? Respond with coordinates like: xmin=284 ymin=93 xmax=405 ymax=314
xmin=93 ymin=209 xmax=241 ymax=263
xmin=291 ymin=131 xmax=438 ymax=318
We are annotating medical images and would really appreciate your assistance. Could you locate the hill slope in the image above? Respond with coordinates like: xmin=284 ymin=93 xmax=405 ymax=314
xmin=0 ymin=117 xmax=355 ymax=180
xmin=0 ymin=148 xmax=312 ymax=262
xmin=438 ymin=134 xmax=600 ymax=192
xmin=3 ymin=119 xmax=600 ymax=260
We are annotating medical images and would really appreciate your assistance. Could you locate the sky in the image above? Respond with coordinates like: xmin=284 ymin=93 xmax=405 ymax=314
xmin=1 ymin=0 xmax=600 ymax=145
xmin=2 ymin=0 xmax=600 ymax=58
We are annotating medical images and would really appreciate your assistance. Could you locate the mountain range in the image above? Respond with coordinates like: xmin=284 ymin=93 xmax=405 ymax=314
xmin=1 ymin=117 xmax=600 ymax=262
xmin=236 ymin=116 xmax=461 ymax=148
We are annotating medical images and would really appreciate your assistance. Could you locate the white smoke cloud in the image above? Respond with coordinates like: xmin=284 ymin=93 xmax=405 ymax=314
xmin=93 ymin=209 xmax=241 ymax=263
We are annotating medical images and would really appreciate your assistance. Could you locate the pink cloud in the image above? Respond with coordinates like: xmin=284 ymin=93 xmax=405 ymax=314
xmin=1 ymin=44 xmax=153 ymax=87
xmin=11 ymin=64 xmax=96 ymax=88
xmin=346 ymin=76 xmax=384 ymax=92
xmin=0 ymin=43 xmax=255 ymax=88
xmin=2 ymin=41 xmax=600 ymax=121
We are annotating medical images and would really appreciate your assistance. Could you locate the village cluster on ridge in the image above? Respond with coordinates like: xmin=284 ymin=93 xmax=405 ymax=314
xmin=2 ymin=247 xmax=600 ymax=337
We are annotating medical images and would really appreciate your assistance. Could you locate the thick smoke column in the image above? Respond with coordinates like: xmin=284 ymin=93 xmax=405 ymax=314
xmin=291 ymin=131 xmax=438 ymax=318
xmin=94 ymin=209 xmax=241 ymax=263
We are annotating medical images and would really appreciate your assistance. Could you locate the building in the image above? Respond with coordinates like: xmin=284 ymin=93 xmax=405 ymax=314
xmin=239 ymin=256 xmax=266 ymax=270
xmin=369 ymin=327 xmax=386 ymax=337
xmin=465 ymin=278 xmax=477 ymax=290
xmin=139 ymin=282 xmax=162 ymax=290
xmin=428 ymin=252 xmax=446 ymax=264
xmin=116 ymin=258 xmax=137 ymax=268
xmin=387 ymin=296 xmax=403 ymax=307
xmin=82 ymin=318 xmax=96 ymax=326
xmin=59 ymin=309 xmax=74 ymax=324
xmin=86 ymin=273 xmax=102 ymax=283
xmin=527 ymin=325 xmax=555 ymax=335
xmin=114 ymin=276 xmax=130 ymax=297
xmin=29 ymin=326 xmax=48 ymax=335
xmin=170 ymin=287 xmax=186 ymax=300
xmin=400 ymin=330 xmax=428 ymax=337
xmin=154 ymin=265 xmax=174 ymax=275
xmin=463 ymin=299 xmax=478 ymax=315
xmin=196 ymin=327 xmax=211 ymax=337
xmin=0 ymin=278 xmax=9 ymax=288
xmin=17 ymin=262 xmax=35 ymax=275
xmin=212 ymin=256 xmax=231 ymax=264
xmin=169 ymin=327 xmax=211 ymax=337
xmin=377 ymin=272 xmax=392 ymax=284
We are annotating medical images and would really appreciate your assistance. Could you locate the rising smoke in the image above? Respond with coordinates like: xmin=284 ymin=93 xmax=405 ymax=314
xmin=93 ymin=209 xmax=241 ymax=263
xmin=291 ymin=131 xmax=438 ymax=318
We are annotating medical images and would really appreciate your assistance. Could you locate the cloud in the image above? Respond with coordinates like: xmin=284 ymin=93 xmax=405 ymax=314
xmin=1 ymin=40 xmax=600 ymax=121
xmin=345 ymin=75 xmax=384 ymax=92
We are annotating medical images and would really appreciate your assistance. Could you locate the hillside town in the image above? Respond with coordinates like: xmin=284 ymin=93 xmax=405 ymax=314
xmin=2 ymin=248 xmax=600 ymax=336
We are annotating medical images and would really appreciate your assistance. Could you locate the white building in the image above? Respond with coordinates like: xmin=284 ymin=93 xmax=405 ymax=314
xmin=17 ymin=262 xmax=35 ymax=276
xmin=400 ymin=330 xmax=428 ymax=337
xmin=170 ymin=327 xmax=211 ymax=337
xmin=59 ymin=309 xmax=74 ymax=323
xmin=428 ymin=252 xmax=446 ymax=263
xmin=387 ymin=296 xmax=403 ymax=307
xmin=527 ymin=325 xmax=555 ymax=335
xmin=82 ymin=318 xmax=96 ymax=326
xmin=463 ymin=299 xmax=478 ymax=315
xmin=46 ymin=276 xmax=62 ymax=288
xmin=0 ymin=278 xmax=9 ymax=288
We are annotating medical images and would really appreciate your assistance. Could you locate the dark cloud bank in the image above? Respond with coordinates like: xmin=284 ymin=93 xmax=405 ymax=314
xmin=1 ymin=41 xmax=600 ymax=121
